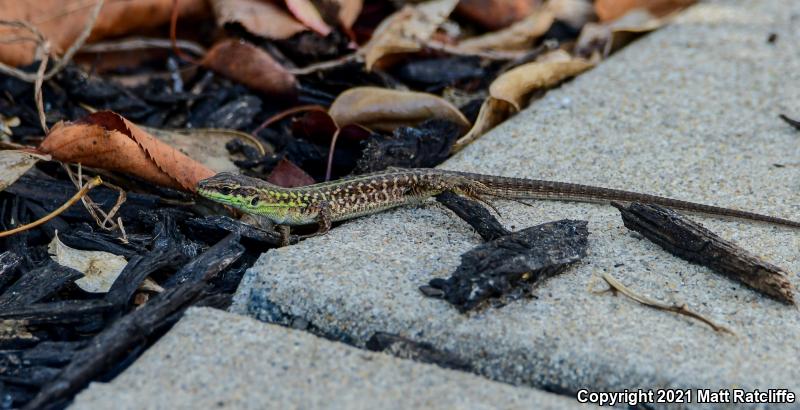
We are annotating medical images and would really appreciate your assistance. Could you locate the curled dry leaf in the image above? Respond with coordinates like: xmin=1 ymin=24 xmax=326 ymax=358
xmin=210 ymin=0 xmax=307 ymax=40
xmin=457 ymin=10 xmax=554 ymax=52
xmin=359 ymin=0 xmax=459 ymax=70
xmin=202 ymin=38 xmax=298 ymax=99
xmin=0 ymin=0 xmax=210 ymax=66
xmin=595 ymin=0 xmax=696 ymax=22
xmin=576 ymin=9 xmax=669 ymax=59
xmin=329 ymin=87 xmax=470 ymax=132
xmin=39 ymin=111 xmax=215 ymax=192
xmin=286 ymin=0 xmax=333 ymax=36
xmin=0 ymin=150 xmax=49 ymax=191
xmin=48 ymin=232 xmax=127 ymax=294
xmin=456 ymin=0 xmax=541 ymax=30
xmin=489 ymin=58 xmax=594 ymax=110
xmin=147 ymin=127 xmax=265 ymax=174
xmin=266 ymin=158 xmax=316 ymax=188
xmin=451 ymin=98 xmax=513 ymax=153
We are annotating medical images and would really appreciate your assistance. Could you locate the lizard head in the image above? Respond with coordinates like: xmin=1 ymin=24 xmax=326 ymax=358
xmin=197 ymin=173 xmax=306 ymax=223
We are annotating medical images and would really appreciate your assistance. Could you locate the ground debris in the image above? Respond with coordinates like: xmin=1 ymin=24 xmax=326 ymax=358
xmin=424 ymin=219 xmax=589 ymax=312
xmin=613 ymin=202 xmax=795 ymax=304
xmin=366 ymin=332 xmax=472 ymax=371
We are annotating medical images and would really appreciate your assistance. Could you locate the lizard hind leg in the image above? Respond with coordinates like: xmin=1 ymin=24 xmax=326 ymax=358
xmin=452 ymin=182 xmax=505 ymax=219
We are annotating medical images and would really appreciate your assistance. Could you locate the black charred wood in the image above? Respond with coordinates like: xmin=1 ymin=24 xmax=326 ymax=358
xmin=23 ymin=235 xmax=244 ymax=410
xmin=425 ymin=220 xmax=589 ymax=312
xmin=0 ymin=262 xmax=83 ymax=310
xmin=435 ymin=192 xmax=509 ymax=241
xmin=356 ymin=119 xmax=461 ymax=173
xmin=0 ymin=300 xmax=113 ymax=325
xmin=613 ymin=202 xmax=795 ymax=304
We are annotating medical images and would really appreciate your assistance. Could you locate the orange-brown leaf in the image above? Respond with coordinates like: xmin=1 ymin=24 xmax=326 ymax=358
xmin=39 ymin=112 xmax=214 ymax=192
xmin=595 ymin=0 xmax=696 ymax=22
xmin=328 ymin=87 xmax=470 ymax=132
xmin=202 ymin=39 xmax=298 ymax=99
xmin=210 ymin=0 xmax=307 ymax=40
xmin=455 ymin=0 xmax=540 ymax=30
xmin=0 ymin=0 xmax=210 ymax=67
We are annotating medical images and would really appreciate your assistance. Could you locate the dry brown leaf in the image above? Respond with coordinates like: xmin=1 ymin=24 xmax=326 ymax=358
xmin=336 ymin=0 xmax=363 ymax=28
xmin=0 ymin=0 xmax=210 ymax=67
xmin=547 ymin=0 xmax=595 ymax=29
xmin=286 ymin=0 xmax=333 ymax=35
xmin=576 ymin=9 xmax=668 ymax=59
xmin=490 ymin=58 xmax=594 ymax=110
xmin=456 ymin=0 xmax=540 ymax=30
xmin=595 ymin=0 xmax=695 ymax=22
xmin=48 ymin=232 xmax=127 ymax=294
xmin=457 ymin=10 xmax=554 ymax=52
xmin=329 ymin=87 xmax=470 ymax=132
xmin=147 ymin=128 xmax=265 ymax=174
xmin=0 ymin=150 xmax=49 ymax=191
xmin=39 ymin=111 xmax=214 ymax=192
xmin=266 ymin=158 xmax=316 ymax=187
xmin=359 ymin=0 xmax=458 ymax=71
xmin=211 ymin=0 xmax=307 ymax=40
xmin=201 ymin=38 xmax=298 ymax=99
xmin=451 ymin=98 xmax=513 ymax=153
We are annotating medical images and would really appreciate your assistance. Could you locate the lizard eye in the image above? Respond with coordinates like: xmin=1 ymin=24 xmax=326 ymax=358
xmin=250 ymin=197 xmax=260 ymax=206
xmin=217 ymin=186 xmax=233 ymax=196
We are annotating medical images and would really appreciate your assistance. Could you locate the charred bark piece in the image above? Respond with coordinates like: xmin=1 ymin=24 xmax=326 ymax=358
xmin=104 ymin=248 xmax=183 ymax=308
xmin=425 ymin=220 xmax=589 ymax=312
xmin=184 ymin=215 xmax=296 ymax=246
xmin=356 ymin=120 xmax=461 ymax=173
xmin=613 ymin=202 xmax=795 ymax=304
xmin=435 ymin=191 xmax=509 ymax=241
xmin=366 ymin=332 xmax=472 ymax=372
xmin=162 ymin=234 xmax=245 ymax=287
xmin=21 ymin=341 xmax=87 ymax=366
xmin=0 ymin=251 xmax=21 ymax=291
xmin=23 ymin=235 xmax=244 ymax=410
xmin=0 ymin=262 xmax=83 ymax=310
xmin=0 ymin=300 xmax=113 ymax=325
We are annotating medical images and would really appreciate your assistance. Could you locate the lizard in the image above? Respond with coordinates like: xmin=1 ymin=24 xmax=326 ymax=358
xmin=196 ymin=168 xmax=800 ymax=239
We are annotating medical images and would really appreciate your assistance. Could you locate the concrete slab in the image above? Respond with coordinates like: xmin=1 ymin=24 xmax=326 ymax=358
xmin=70 ymin=308 xmax=584 ymax=410
xmin=232 ymin=0 xmax=800 ymax=407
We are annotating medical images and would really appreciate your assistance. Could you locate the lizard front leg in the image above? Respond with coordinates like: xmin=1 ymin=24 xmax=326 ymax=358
xmin=298 ymin=201 xmax=333 ymax=240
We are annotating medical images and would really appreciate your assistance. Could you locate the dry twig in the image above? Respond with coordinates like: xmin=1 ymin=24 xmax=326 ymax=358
xmin=595 ymin=272 xmax=735 ymax=335
xmin=0 ymin=176 xmax=103 ymax=238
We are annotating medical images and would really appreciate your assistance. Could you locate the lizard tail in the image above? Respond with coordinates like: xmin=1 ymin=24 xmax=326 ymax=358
xmin=454 ymin=171 xmax=800 ymax=229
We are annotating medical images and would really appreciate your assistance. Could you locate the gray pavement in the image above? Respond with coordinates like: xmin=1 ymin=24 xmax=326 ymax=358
xmin=71 ymin=308 xmax=585 ymax=410
xmin=231 ymin=0 xmax=800 ymax=407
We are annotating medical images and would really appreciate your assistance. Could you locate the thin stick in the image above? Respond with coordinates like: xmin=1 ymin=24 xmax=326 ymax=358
xmin=597 ymin=272 xmax=735 ymax=335
xmin=287 ymin=54 xmax=359 ymax=75
xmin=0 ymin=176 xmax=102 ymax=238
xmin=251 ymin=104 xmax=327 ymax=135
xmin=170 ymin=0 xmax=201 ymax=65
xmin=79 ymin=37 xmax=206 ymax=56
xmin=34 ymin=51 xmax=49 ymax=134
xmin=325 ymin=128 xmax=341 ymax=181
